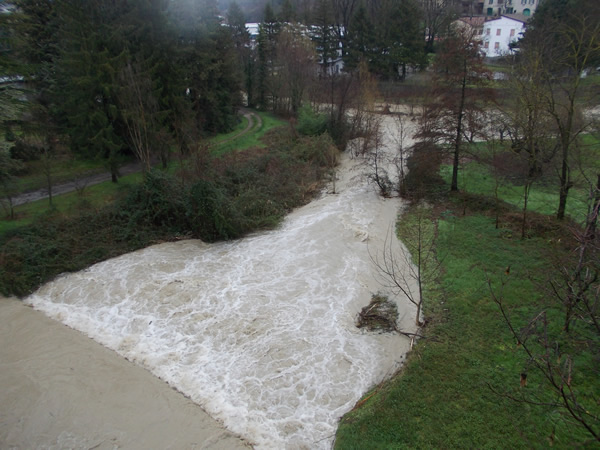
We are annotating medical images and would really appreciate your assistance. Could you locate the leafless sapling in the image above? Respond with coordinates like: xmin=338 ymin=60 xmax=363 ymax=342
xmin=370 ymin=206 xmax=440 ymax=327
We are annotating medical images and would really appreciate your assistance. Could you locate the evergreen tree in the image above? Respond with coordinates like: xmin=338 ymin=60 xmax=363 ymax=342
xmin=228 ymin=2 xmax=255 ymax=107
xmin=378 ymin=0 xmax=426 ymax=79
xmin=343 ymin=5 xmax=375 ymax=73
xmin=50 ymin=1 xmax=129 ymax=180
xmin=257 ymin=3 xmax=281 ymax=110
xmin=312 ymin=0 xmax=338 ymax=76
xmin=279 ymin=0 xmax=296 ymax=23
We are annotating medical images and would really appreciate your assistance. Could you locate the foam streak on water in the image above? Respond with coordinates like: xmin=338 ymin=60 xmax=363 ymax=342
xmin=26 ymin=117 xmax=417 ymax=449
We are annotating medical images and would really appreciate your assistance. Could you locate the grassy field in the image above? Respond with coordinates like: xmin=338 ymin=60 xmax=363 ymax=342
xmin=440 ymin=162 xmax=593 ymax=223
xmin=13 ymin=158 xmax=109 ymax=194
xmin=211 ymin=111 xmax=286 ymax=155
xmin=335 ymin=202 xmax=594 ymax=448
xmin=440 ymin=136 xmax=600 ymax=224
xmin=335 ymin=144 xmax=599 ymax=447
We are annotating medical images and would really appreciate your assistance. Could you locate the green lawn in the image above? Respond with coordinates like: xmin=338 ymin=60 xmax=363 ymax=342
xmin=211 ymin=111 xmax=286 ymax=155
xmin=441 ymin=163 xmax=592 ymax=223
xmin=335 ymin=207 xmax=594 ymax=448
xmin=442 ymin=135 xmax=600 ymax=223
xmin=13 ymin=157 xmax=109 ymax=194
xmin=208 ymin=115 xmax=249 ymax=144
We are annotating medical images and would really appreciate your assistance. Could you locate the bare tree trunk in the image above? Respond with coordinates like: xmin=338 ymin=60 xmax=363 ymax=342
xmin=521 ymin=181 xmax=532 ymax=239
xmin=557 ymin=144 xmax=571 ymax=220
xmin=451 ymin=66 xmax=467 ymax=192
xmin=42 ymin=146 xmax=53 ymax=207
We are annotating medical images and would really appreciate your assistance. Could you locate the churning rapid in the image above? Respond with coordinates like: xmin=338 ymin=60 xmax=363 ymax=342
xmin=26 ymin=115 xmax=418 ymax=449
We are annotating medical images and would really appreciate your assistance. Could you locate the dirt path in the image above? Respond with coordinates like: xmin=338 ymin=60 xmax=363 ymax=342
xmin=216 ymin=109 xmax=262 ymax=146
xmin=11 ymin=110 xmax=263 ymax=207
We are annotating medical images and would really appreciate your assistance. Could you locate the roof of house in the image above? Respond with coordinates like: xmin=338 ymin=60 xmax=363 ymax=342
xmin=458 ymin=16 xmax=487 ymax=27
xmin=499 ymin=14 xmax=530 ymax=24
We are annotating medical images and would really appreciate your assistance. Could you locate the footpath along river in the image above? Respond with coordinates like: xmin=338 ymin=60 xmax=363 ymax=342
xmin=19 ymin=114 xmax=419 ymax=449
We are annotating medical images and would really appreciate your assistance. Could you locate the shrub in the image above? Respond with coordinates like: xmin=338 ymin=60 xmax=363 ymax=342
xmin=402 ymin=141 xmax=445 ymax=200
xmin=119 ymin=170 xmax=186 ymax=230
xmin=296 ymin=105 xmax=328 ymax=136
xmin=186 ymin=179 xmax=239 ymax=241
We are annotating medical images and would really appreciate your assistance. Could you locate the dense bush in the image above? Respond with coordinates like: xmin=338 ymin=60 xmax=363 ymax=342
xmin=186 ymin=179 xmax=239 ymax=241
xmin=402 ymin=141 xmax=445 ymax=200
xmin=118 ymin=170 xmax=187 ymax=231
xmin=296 ymin=105 xmax=328 ymax=136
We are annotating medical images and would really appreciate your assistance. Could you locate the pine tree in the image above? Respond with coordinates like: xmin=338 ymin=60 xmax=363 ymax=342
xmin=343 ymin=5 xmax=376 ymax=73
xmin=312 ymin=0 xmax=338 ymax=76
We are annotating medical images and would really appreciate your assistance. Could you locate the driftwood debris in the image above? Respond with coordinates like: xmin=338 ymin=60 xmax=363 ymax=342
xmin=357 ymin=294 xmax=399 ymax=333
xmin=357 ymin=294 xmax=426 ymax=342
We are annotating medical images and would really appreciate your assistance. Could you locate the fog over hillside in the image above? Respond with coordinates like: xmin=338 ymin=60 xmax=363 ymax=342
xmin=219 ymin=0 xmax=316 ymax=22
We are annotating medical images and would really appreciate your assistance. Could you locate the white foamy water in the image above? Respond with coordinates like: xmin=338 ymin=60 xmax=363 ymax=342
xmin=26 ymin=116 xmax=417 ymax=449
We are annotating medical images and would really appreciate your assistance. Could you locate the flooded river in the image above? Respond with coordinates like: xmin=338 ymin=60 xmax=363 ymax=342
xmin=25 ymin=116 xmax=417 ymax=449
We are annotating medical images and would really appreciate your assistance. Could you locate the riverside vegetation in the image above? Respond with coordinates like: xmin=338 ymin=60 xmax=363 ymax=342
xmin=0 ymin=119 xmax=338 ymax=297
xmin=335 ymin=136 xmax=600 ymax=447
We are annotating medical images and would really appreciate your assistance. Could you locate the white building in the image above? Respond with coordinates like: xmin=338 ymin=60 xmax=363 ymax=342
xmin=481 ymin=15 xmax=527 ymax=57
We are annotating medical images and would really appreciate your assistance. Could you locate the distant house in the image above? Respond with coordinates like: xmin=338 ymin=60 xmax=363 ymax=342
xmin=484 ymin=0 xmax=505 ymax=17
xmin=481 ymin=15 xmax=527 ymax=57
xmin=455 ymin=16 xmax=487 ymax=39
xmin=503 ymin=0 xmax=540 ymax=17
xmin=246 ymin=22 xmax=260 ymax=44
xmin=481 ymin=0 xmax=540 ymax=17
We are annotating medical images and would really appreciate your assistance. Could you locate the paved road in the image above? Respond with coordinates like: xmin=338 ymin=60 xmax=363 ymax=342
xmin=12 ymin=162 xmax=143 ymax=207
xmin=11 ymin=110 xmax=262 ymax=207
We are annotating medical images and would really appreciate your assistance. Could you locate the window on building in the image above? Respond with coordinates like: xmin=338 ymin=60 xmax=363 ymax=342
xmin=486 ymin=28 xmax=491 ymax=35
xmin=496 ymin=28 xmax=501 ymax=36
xmin=489 ymin=0 xmax=493 ymax=4
xmin=523 ymin=8 xmax=530 ymax=15
xmin=510 ymin=29 xmax=515 ymax=37
xmin=494 ymin=42 xmax=500 ymax=49
xmin=484 ymin=42 xmax=489 ymax=49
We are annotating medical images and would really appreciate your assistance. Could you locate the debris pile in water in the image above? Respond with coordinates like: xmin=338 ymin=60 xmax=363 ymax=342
xmin=357 ymin=294 xmax=398 ymax=333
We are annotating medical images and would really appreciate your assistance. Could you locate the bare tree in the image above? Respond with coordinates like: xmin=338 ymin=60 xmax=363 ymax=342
xmin=118 ymin=60 xmax=164 ymax=172
xmin=522 ymin=0 xmax=600 ymax=219
xmin=417 ymin=26 xmax=493 ymax=192
xmin=392 ymin=112 xmax=410 ymax=196
xmin=489 ymin=184 xmax=600 ymax=442
xmin=420 ymin=0 xmax=460 ymax=53
xmin=370 ymin=206 xmax=440 ymax=327
xmin=272 ymin=23 xmax=318 ymax=115
xmin=499 ymin=44 xmax=558 ymax=238
xmin=362 ymin=119 xmax=393 ymax=196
